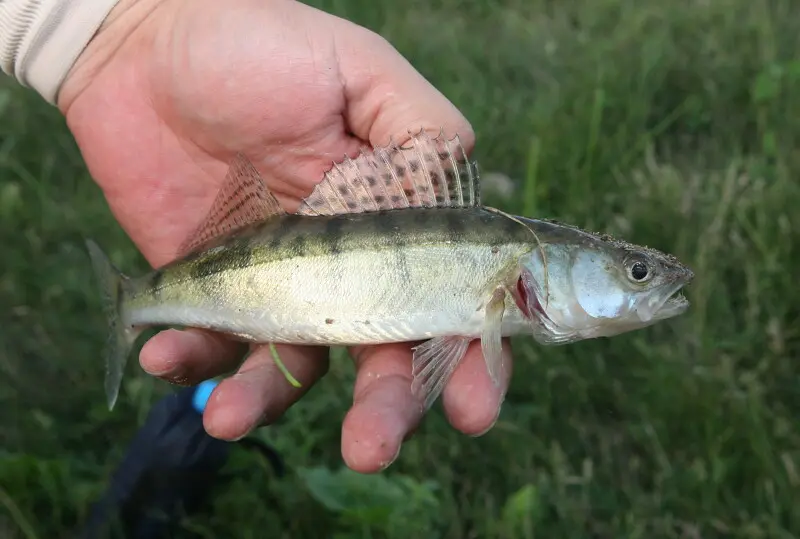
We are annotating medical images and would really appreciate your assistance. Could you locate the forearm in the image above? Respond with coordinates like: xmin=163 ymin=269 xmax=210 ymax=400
xmin=0 ymin=0 xmax=122 ymax=104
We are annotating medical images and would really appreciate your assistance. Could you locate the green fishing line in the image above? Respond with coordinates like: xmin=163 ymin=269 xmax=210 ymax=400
xmin=269 ymin=342 xmax=302 ymax=388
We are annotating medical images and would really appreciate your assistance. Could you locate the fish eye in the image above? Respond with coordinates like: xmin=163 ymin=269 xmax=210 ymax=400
xmin=625 ymin=254 xmax=653 ymax=283
xmin=630 ymin=262 xmax=649 ymax=281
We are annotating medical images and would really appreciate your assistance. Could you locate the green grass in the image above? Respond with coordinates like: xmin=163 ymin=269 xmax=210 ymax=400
xmin=2 ymin=0 xmax=800 ymax=536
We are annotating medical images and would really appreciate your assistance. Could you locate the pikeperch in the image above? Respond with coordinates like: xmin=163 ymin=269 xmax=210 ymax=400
xmin=86 ymin=130 xmax=694 ymax=411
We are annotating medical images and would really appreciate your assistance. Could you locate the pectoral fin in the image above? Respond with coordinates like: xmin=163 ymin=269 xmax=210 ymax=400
xmin=481 ymin=287 xmax=507 ymax=387
xmin=411 ymin=335 xmax=472 ymax=411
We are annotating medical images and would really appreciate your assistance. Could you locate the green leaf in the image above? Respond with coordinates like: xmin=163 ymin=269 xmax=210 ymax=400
xmin=752 ymin=66 xmax=782 ymax=104
xmin=501 ymin=484 xmax=543 ymax=532
xmin=299 ymin=466 xmax=441 ymax=536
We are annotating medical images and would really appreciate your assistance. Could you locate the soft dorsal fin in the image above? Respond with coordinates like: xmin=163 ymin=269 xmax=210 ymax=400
xmin=176 ymin=153 xmax=285 ymax=258
xmin=296 ymin=129 xmax=481 ymax=216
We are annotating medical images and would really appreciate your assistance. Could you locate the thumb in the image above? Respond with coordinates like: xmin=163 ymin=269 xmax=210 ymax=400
xmin=333 ymin=23 xmax=475 ymax=153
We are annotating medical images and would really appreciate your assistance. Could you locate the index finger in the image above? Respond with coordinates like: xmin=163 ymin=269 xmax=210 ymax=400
xmin=342 ymin=338 xmax=512 ymax=473
xmin=441 ymin=338 xmax=513 ymax=436
xmin=342 ymin=343 xmax=423 ymax=473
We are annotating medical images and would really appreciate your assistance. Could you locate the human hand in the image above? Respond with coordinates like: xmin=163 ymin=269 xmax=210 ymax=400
xmin=59 ymin=0 xmax=512 ymax=472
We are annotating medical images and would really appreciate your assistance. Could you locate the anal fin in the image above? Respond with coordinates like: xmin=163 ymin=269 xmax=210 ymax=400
xmin=177 ymin=153 xmax=286 ymax=258
xmin=411 ymin=335 xmax=472 ymax=411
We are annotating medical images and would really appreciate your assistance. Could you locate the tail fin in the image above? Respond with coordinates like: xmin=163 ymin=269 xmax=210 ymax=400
xmin=85 ymin=239 xmax=140 ymax=411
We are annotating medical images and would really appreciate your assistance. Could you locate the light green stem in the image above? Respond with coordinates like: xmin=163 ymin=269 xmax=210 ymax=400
xmin=269 ymin=342 xmax=302 ymax=388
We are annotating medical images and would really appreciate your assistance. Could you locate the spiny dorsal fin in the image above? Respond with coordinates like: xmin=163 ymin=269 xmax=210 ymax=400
xmin=176 ymin=153 xmax=285 ymax=258
xmin=296 ymin=129 xmax=481 ymax=216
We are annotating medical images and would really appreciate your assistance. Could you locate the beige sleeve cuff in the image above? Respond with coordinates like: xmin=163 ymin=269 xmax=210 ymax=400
xmin=0 ymin=0 xmax=122 ymax=104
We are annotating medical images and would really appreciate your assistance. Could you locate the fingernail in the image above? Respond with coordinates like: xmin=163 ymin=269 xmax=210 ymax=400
xmin=469 ymin=405 xmax=503 ymax=438
xmin=164 ymin=371 xmax=193 ymax=386
xmin=402 ymin=426 xmax=418 ymax=442
xmin=142 ymin=357 xmax=183 ymax=377
xmin=142 ymin=364 xmax=172 ymax=376
xmin=378 ymin=443 xmax=402 ymax=471
xmin=227 ymin=429 xmax=252 ymax=442
xmin=257 ymin=410 xmax=278 ymax=428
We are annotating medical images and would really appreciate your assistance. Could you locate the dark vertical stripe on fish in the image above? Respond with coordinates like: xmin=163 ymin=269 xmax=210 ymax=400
xmin=148 ymin=269 xmax=164 ymax=299
xmin=288 ymin=233 xmax=307 ymax=257
xmin=445 ymin=209 xmax=466 ymax=244
xmin=267 ymin=213 xmax=302 ymax=253
xmin=189 ymin=239 xmax=254 ymax=281
xmin=377 ymin=210 xmax=411 ymax=285
xmin=379 ymin=210 xmax=407 ymax=249
xmin=324 ymin=215 xmax=345 ymax=255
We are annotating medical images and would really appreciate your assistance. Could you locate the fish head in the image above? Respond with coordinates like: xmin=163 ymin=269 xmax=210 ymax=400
xmin=514 ymin=232 xmax=694 ymax=344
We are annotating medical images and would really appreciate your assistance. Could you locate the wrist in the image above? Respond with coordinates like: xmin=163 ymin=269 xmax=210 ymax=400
xmin=57 ymin=0 xmax=164 ymax=114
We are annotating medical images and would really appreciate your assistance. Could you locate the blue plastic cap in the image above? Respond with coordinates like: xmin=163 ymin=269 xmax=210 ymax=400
xmin=191 ymin=379 xmax=219 ymax=414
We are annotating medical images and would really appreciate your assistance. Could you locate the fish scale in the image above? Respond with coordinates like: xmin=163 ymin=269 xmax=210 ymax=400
xmin=126 ymin=208 xmax=534 ymax=342
xmin=86 ymin=130 xmax=693 ymax=412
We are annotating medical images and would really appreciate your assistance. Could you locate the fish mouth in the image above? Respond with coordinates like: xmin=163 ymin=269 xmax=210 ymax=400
xmin=656 ymin=291 xmax=690 ymax=318
xmin=636 ymin=282 xmax=691 ymax=322
xmin=650 ymin=264 xmax=695 ymax=321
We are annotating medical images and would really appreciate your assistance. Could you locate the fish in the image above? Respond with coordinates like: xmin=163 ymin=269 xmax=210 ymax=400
xmin=85 ymin=129 xmax=694 ymax=412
